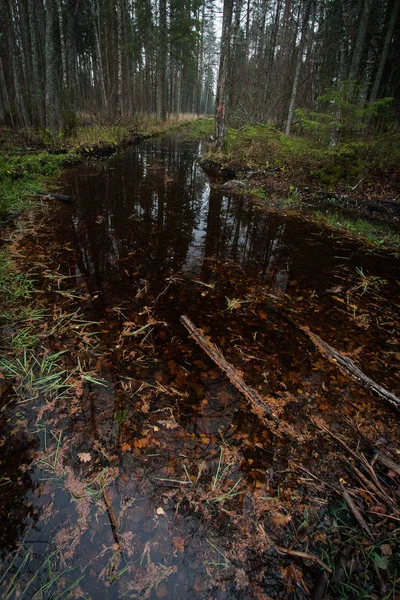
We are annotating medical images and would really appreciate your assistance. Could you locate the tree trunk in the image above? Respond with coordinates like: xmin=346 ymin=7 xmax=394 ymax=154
xmin=28 ymin=0 xmax=45 ymax=127
xmin=157 ymin=0 xmax=167 ymax=121
xmin=93 ymin=0 xmax=107 ymax=113
xmin=370 ymin=0 xmax=400 ymax=103
xmin=348 ymin=0 xmax=373 ymax=98
xmin=285 ymin=0 xmax=312 ymax=136
xmin=0 ymin=55 xmax=14 ymax=126
xmin=215 ymin=0 xmax=234 ymax=148
xmin=45 ymin=0 xmax=62 ymax=134
xmin=196 ymin=2 xmax=205 ymax=115
xmin=8 ymin=0 xmax=29 ymax=127
xmin=116 ymin=0 xmax=123 ymax=119
xmin=57 ymin=0 xmax=67 ymax=88
xmin=65 ymin=0 xmax=78 ymax=112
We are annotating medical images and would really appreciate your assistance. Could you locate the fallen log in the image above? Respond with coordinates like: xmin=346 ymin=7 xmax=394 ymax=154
xmin=180 ymin=315 xmax=278 ymax=425
xmin=299 ymin=325 xmax=400 ymax=412
xmin=35 ymin=190 xmax=73 ymax=203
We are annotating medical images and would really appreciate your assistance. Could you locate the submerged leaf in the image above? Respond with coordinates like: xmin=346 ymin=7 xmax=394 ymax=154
xmin=78 ymin=452 xmax=91 ymax=463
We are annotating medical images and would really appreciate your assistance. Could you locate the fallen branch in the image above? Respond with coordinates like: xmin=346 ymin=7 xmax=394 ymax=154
xmin=35 ymin=190 xmax=73 ymax=203
xmin=180 ymin=315 xmax=278 ymax=425
xmin=275 ymin=545 xmax=333 ymax=573
xmin=101 ymin=476 xmax=121 ymax=549
xmin=300 ymin=325 xmax=400 ymax=411
xmin=375 ymin=452 xmax=400 ymax=476
xmin=341 ymin=485 xmax=373 ymax=537
xmin=315 ymin=421 xmax=399 ymax=513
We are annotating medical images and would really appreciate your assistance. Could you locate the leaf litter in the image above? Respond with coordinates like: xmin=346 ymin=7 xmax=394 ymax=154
xmin=0 ymin=136 xmax=399 ymax=599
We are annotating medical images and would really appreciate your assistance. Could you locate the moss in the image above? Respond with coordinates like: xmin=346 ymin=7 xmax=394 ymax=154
xmin=208 ymin=123 xmax=400 ymax=189
xmin=181 ymin=117 xmax=214 ymax=139
xmin=0 ymin=152 xmax=68 ymax=217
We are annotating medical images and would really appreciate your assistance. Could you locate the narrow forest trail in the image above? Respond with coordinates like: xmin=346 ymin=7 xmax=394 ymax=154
xmin=1 ymin=134 xmax=399 ymax=599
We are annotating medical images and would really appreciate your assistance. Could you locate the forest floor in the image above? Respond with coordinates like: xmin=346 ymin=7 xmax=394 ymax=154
xmin=0 ymin=120 xmax=399 ymax=599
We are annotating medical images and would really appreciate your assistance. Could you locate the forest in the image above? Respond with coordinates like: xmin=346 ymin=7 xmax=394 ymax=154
xmin=0 ymin=1 xmax=400 ymax=600
xmin=1 ymin=0 xmax=399 ymax=137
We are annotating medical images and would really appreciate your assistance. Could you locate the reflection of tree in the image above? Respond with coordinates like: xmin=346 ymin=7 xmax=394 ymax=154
xmin=58 ymin=138 xmax=208 ymax=302
xmin=59 ymin=137 xmax=295 ymax=300
xmin=198 ymin=190 xmax=292 ymax=293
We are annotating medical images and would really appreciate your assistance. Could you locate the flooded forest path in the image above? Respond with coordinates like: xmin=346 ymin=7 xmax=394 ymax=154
xmin=1 ymin=135 xmax=399 ymax=599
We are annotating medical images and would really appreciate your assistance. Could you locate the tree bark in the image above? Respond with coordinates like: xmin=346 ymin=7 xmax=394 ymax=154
xmin=45 ymin=0 xmax=62 ymax=134
xmin=116 ymin=0 xmax=123 ymax=119
xmin=285 ymin=0 xmax=312 ymax=136
xmin=28 ymin=0 xmax=45 ymax=127
xmin=93 ymin=0 xmax=108 ymax=113
xmin=157 ymin=0 xmax=167 ymax=121
xmin=370 ymin=0 xmax=400 ymax=102
xmin=348 ymin=0 xmax=373 ymax=98
xmin=180 ymin=315 xmax=279 ymax=425
xmin=215 ymin=0 xmax=234 ymax=148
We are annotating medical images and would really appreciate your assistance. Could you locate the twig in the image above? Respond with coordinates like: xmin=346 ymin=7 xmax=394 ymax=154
xmin=295 ymin=465 xmax=339 ymax=493
xmin=341 ymin=484 xmax=373 ymax=538
xmin=275 ymin=546 xmax=333 ymax=573
xmin=368 ymin=511 xmax=400 ymax=522
xmin=315 ymin=421 xmax=398 ymax=510
xmin=101 ymin=477 xmax=120 ymax=548
xmin=375 ymin=452 xmax=400 ymax=476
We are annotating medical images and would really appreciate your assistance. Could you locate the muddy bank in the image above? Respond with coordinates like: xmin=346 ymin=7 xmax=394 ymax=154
xmin=0 ymin=134 xmax=399 ymax=599
xmin=200 ymin=156 xmax=400 ymax=232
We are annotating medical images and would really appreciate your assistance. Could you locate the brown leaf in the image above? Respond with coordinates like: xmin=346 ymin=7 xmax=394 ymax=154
xmin=133 ymin=437 xmax=149 ymax=448
xmin=78 ymin=452 xmax=91 ymax=463
xmin=372 ymin=504 xmax=386 ymax=514
xmin=380 ymin=544 xmax=393 ymax=557
xmin=271 ymin=512 xmax=292 ymax=527
xmin=172 ymin=536 xmax=184 ymax=552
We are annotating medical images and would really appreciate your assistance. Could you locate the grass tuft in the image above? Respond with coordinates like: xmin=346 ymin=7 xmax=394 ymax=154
xmin=314 ymin=210 xmax=400 ymax=248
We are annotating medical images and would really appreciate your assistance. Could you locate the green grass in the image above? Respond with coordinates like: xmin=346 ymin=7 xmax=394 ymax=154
xmin=74 ymin=125 xmax=131 ymax=148
xmin=322 ymin=501 xmax=400 ymax=600
xmin=0 ymin=250 xmax=35 ymax=301
xmin=182 ymin=117 xmax=214 ymax=139
xmin=314 ymin=210 xmax=400 ymax=248
xmin=0 ymin=350 xmax=73 ymax=403
xmin=0 ymin=152 xmax=67 ymax=216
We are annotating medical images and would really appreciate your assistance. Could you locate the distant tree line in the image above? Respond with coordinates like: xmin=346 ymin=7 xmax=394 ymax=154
xmin=1 ymin=0 xmax=399 ymax=140
xmin=216 ymin=0 xmax=400 ymax=143
xmin=0 ymin=0 xmax=218 ymax=134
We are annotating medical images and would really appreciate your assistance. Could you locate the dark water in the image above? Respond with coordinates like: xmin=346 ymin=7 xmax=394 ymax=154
xmin=1 ymin=135 xmax=399 ymax=599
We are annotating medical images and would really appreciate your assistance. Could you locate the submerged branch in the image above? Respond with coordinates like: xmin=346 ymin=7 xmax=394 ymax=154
xmin=180 ymin=315 xmax=279 ymax=426
xmin=299 ymin=325 xmax=400 ymax=411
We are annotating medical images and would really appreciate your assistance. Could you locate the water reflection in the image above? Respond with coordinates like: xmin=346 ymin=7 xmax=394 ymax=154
xmin=61 ymin=137 xmax=301 ymax=300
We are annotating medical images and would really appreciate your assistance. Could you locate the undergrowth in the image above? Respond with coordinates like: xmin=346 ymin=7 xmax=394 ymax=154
xmin=210 ymin=123 xmax=400 ymax=189
xmin=324 ymin=501 xmax=400 ymax=600
xmin=314 ymin=211 xmax=400 ymax=248
xmin=0 ymin=152 xmax=67 ymax=217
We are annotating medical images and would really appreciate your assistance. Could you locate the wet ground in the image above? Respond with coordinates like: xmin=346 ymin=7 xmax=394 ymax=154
xmin=1 ymin=135 xmax=399 ymax=599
